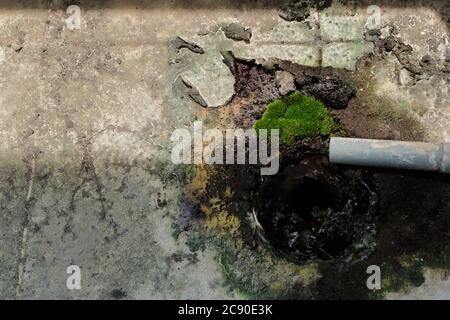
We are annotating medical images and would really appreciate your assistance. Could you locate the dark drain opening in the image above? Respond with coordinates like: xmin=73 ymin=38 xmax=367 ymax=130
xmin=254 ymin=154 xmax=377 ymax=262
xmin=288 ymin=177 xmax=340 ymax=215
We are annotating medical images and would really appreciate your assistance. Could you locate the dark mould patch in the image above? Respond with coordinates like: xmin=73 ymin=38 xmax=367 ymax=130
xmin=278 ymin=0 xmax=332 ymax=22
xmin=110 ymin=288 xmax=127 ymax=299
xmin=314 ymin=0 xmax=333 ymax=10
xmin=316 ymin=170 xmax=450 ymax=299
xmin=277 ymin=60 xmax=356 ymax=110
xmin=173 ymin=200 xmax=202 ymax=236
xmin=224 ymin=56 xmax=280 ymax=128
xmin=231 ymin=59 xmax=279 ymax=102
xmin=278 ymin=1 xmax=310 ymax=22
xmin=167 ymin=252 xmax=199 ymax=265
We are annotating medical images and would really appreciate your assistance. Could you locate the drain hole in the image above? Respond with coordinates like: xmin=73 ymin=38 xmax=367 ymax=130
xmin=284 ymin=177 xmax=344 ymax=216
xmin=254 ymin=155 xmax=377 ymax=262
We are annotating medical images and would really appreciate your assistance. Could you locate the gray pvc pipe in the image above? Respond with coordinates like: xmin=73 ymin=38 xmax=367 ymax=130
xmin=329 ymin=137 xmax=450 ymax=174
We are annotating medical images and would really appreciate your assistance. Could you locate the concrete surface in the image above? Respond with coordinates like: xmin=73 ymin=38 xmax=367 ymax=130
xmin=0 ymin=5 xmax=237 ymax=300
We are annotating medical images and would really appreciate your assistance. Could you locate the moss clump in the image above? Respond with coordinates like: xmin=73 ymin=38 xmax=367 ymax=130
xmin=254 ymin=92 xmax=339 ymax=145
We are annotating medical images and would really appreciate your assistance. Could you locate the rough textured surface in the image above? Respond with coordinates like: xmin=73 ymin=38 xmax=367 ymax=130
xmin=0 ymin=5 xmax=238 ymax=300
xmin=278 ymin=61 xmax=356 ymax=109
xmin=180 ymin=52 xmax=236 ymax=107
xmin=182 ymin=13 xmax=375 ymax=71
xmin=222 ymin=23 xmax=252 ymax=43
xmin=278 ymin=1 xmax=310 ymax=22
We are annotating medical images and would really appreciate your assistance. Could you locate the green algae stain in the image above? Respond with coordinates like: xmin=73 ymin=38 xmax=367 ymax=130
xmin=254 ymin=92 xmax=339 ymax=145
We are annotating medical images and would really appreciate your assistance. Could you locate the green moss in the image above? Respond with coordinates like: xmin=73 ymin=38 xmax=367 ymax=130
xmin=254 ymin=92 xmax=339 ymax=145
